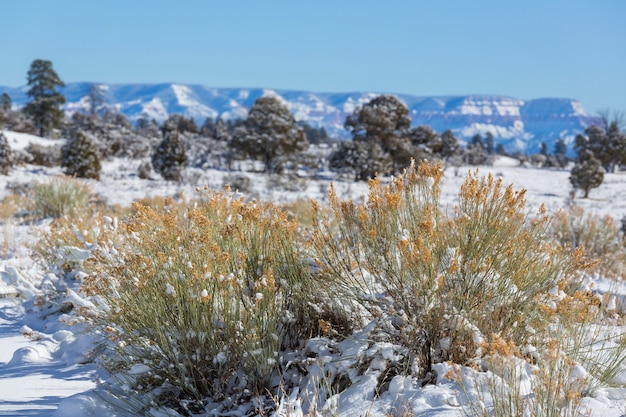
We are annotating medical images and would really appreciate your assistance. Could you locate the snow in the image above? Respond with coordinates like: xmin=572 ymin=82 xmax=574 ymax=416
xmin=0 ymin=130 xmax=625 ymax=416
xmin=171 ymin=84 xmax=217 ymax=119
xmin=141 ymin=97 xmax=168 ymax=121
xmin=1 ymin=130 xmax=65 ymax=152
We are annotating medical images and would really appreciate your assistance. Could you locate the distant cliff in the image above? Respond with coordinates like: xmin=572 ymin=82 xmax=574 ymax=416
xmin=0 ymin=83 xmax=601 ymax=154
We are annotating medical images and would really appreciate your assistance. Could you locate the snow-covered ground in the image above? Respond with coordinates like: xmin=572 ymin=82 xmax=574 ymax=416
xmin=0 ymin=130 xmax=625 ymax=416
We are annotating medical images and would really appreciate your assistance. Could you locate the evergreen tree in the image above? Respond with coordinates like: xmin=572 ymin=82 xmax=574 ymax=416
xmin=23 ymin=59 xmax=66 ymax=137
xmin=575 ymin=122 xmax=626 ymax=173
xmin=606 ymin=120 xmax=626 ymax=171
xmin=152 ymin=129 xmax=188 ymax=181
xmin=136 ymin=115 xmax=161 ymax=137
xmin=298 ymin=122 xmax=331 ymax=145
xmin=328 ymin=140 xmax=391 ymax=181
xmin=345 ymin=95 xmax=411 ymax=147
xmin=61 ymin=131 xmax=101 ymax=180
xmin=214 ymin=117 xmax=231 ymax=141
xmin=554 ymin=138 xmax=568 ymax=168
xmin=439 ymin=129 xmax=461 ymax=159
xmin=200 ymin=117 xmax=217 ymax=137
xmin=539 ymin=142 xmax=548 ymax=156
xmin=485 ymin=132 xmax=495 ymax=155
xmin=231 ymin=96 xmax=308 ymax=173
xmin=87 ymin=83 xmax=107 ymax=116
xmin=163 ymin=114 xmax=199 ymax=134
xmin=569 ymin=150 xmax=604 ymax=198
xmin=0 ymin=93 xmax=11 ymax=112
xmin=471 ymin=134 xmax=483 ymax=148
xmin=464 ymin=140 xmax=490 ymax=165
xmin=0 ymin=132 xmax=14 ymax=175
xmin=345 ymin=95 xmax=412 ymax=173
xmin=554 ymin=138 xmax=567 ymax=157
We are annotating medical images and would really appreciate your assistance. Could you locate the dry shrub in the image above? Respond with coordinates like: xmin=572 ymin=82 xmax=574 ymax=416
xmin=311 ymin=160 xmax=590 ymax=380
xmin=88 ymin=188 xmax=317 ymax=402
xmin=550 ymin=206 xmax=626 ymax=279
xmin=281 ymin=198 xmax=317 ymax=226
xmin=30 ymin=177 xmax=94 ymax=219
xmin=0 ymin=194 xmax=31 ymax=220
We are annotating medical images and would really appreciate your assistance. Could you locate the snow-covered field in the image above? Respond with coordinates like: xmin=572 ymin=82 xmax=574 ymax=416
xmin=0 ymin=130 xmax=625 ymax=416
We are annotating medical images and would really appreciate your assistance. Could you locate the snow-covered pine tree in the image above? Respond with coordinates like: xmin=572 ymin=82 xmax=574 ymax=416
xmin=61 ymin=130 xmax=101 ymax=180
xmin=0 ymin=132 xmax=14 ymax=175
xmin=569 ymin=150 xmax=604 ymax=198
xmin=230 ymin=96 xmax=307 ymax=173
xmin=151 ymin=129 xmax=187 ymax=181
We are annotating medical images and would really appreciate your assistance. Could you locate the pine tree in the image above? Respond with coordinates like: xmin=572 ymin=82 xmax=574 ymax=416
xmin=152 ymin=129 xmax=188 ymax=181
xmin=0 ymin=132 xmax=14 ymax=175
xmin=440 ymin=129 xmax=461 ymax=159
xmin=328 ymin=140 xmax=391 ymax=181
xmin=471 ymin=134 xmax=483 ymax=147
xmin=345 ymin=95 xmax=412 ymax=173
xmin=87 ymin=83 xmax=107 ymax=116
xmin=61 ymin=131 xmax=101 ymax=180
xmin=606 ymin=120 xmax=626 ymax=171
xmin=485 ymin=132 xmax=495 ymax=155
xmin=23 ymin=59 xmax=66 ymax=137
xmin=0 ymin=93 xmax=11 ymax=112
xmin=554 ymin=138 xmax=567 ymax=156
xmin=231 ymin=96 xmax=308 ymax=173
xmin=569 ymin=151 xmax=604 ymax=198
xmin=464 ymin=140 xmax=490 ymax=165
xmin=163 ymin=114 xmax=198 ymax=134
xmin=576 ymin=122 xmax=626 ymax=173
xmin=553 ymin=138 xmax=568 ymax=168
xmin=200 ymin=117 xmax=217 ymax=137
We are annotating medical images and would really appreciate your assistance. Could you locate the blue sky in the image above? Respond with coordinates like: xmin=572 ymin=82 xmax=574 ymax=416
xmin=1 ymin=1 xmax=624 ymax=115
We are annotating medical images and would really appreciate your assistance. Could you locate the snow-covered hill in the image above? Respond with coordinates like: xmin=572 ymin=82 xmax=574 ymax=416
xmin=0 ymin=83 xmax=602 ymax=154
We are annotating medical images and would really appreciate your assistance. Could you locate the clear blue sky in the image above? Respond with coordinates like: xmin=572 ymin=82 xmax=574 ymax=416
xmin=1 ymin=0 xmax=624 ymax=115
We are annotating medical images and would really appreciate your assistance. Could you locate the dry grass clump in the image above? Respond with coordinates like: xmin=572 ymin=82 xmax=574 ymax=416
xmin=30 ymin=177 xmax=94 ymax=219
xmin=310 ymin=160 xmax=592 ymax=380
xmin=88 ymin=188 xmax=317 ymax=403
xmin=550 ymin=206 xmax=626 ymax=279
xmin=0 ymin=194 xmax=31 ymax=220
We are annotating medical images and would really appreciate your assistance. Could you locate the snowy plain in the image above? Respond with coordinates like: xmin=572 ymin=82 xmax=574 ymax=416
xmin=0 ymin=130 xmax=625 ymax=416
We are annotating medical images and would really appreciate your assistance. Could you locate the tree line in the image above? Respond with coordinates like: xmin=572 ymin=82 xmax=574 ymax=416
xmin=1 ymin=59 xmax=625 ymax=198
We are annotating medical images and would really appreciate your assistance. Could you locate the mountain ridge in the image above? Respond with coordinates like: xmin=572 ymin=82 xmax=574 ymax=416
xmin=0 ymin=82 xmax=602 ymax=154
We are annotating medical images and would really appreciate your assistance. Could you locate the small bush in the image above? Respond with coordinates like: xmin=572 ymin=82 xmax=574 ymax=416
xmin=0 ymin=132 xmax=14 ymax=175
xmin=22 ymin=142 xmax=63 ymax=167
xmin=311 ymin=160 xmax=590 ymax=379
xmin=30 ymin=177 xmax=93 ymax=219
xmin=137 ymin=160 xmax=152 ymax=179
xmin=0 ymin=194 xmax=31 ymax=221
xmin=550 ymin=206 xmax=626 ymax=279
xmin=151 ymin=130 xmax=187 ymax=181
xmin=223 ymin=173 xmax=251 ymax=194
xmin=88 ymin=189 xmax=318 ymax=403
xmin=61 ymin=131 xmax=102 ymax=180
